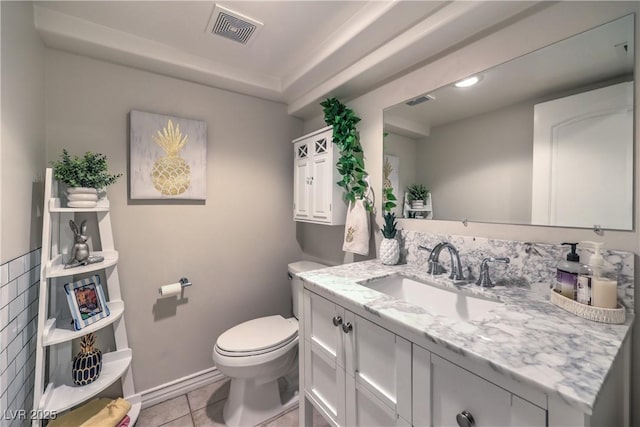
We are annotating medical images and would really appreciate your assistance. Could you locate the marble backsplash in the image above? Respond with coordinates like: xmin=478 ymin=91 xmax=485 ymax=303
xmin=398 ymin=230 xmax=634 ymax=312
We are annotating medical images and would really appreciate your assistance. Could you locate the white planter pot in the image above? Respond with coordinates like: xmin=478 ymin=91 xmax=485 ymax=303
xmin=66 ymin=187 xmax=98 ymax=208
xmin=411 ymin=200 xmax=424 ymax=209
xmin=379 ymin=238 xmax=400 ymax=265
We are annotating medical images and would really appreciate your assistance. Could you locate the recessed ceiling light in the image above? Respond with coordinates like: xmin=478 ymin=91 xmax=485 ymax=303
xmin=454 ymin=76 xmax=480 ymax=88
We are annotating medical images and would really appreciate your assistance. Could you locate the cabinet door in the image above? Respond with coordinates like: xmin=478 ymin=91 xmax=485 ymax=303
xmin=344 ymin=312 xmax=412 ymax=425
xmin=303 ymin=291 xmax=346 ymax=426
xmin=430 ymin=355 xmax=545 ymax=427
xmin=310 ymin=132 xmax=332 ymax=221
xmin=346 ymin=374 xmax=406 ymax=427
xmin=294 ymin=142 xmax=311 ymax=219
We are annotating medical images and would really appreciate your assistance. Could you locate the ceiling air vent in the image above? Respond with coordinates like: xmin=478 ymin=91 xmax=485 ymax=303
xmin=207 ymin=4 xmax=263 ymax=45
xmin=406 ymin=95 xmax=435 ymax=106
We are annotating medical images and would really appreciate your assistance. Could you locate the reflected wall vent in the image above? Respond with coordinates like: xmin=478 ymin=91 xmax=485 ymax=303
xmin=406 ymin=95 xmax=435 ymax=106
xmin=207 ymin=4 xmax=263 ymax=45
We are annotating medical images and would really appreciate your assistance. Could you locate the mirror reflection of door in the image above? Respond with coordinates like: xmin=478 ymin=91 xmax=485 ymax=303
xmin=531 ymin=82 xmax=633 ymax=229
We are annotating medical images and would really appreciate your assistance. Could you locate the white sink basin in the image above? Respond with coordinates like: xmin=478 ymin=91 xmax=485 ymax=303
xmin=361 ymin=275 xmax=503 ymax=322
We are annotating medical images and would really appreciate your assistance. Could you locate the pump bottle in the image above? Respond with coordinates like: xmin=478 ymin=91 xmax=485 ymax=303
xmin=579 ymin=241 xmax=618 ymax=308
xmin=555 ymin=242 xmax=589 ymax=300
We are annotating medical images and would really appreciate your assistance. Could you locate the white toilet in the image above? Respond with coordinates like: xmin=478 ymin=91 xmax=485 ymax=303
xmin=212 ymin=261 xmax=327 ymax=427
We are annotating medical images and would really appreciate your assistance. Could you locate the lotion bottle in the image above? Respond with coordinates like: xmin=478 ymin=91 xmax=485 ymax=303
xmin=580 ymin=241 xmax=618 ymax=309
xmin=556 ymin=242 xmax=589 ymax=300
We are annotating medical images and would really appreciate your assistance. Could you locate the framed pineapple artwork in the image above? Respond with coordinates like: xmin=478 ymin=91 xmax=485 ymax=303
xmin=130 ymin=110 xmax=207 ymax=199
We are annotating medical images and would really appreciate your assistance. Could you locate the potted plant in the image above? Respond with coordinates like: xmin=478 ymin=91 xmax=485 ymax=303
xmin=51 ymin=149 xmax=122 ymax=207
xmin=380 ymin=212 xmax=400 ymax=265
xmin=407 ymin=184 xmax=428 ymax=209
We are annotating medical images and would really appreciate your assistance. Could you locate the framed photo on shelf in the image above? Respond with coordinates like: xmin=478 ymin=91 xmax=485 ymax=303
xmin=64 ymin=275 xmax=110 ymax=330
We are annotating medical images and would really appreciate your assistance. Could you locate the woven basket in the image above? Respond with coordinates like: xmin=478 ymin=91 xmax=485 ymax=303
xmin=550 ymin=290 xmax=625 ymax=324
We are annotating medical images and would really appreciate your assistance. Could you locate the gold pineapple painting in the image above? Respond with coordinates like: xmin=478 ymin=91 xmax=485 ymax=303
xmin=152 ymin=120 xmax=191 ymax=195
xmin=130 ymin=110 xmax=207 ymax=200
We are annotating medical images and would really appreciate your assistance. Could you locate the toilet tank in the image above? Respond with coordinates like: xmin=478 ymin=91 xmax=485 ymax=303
xmin=288 ymin=261 xmax=327 ymax=319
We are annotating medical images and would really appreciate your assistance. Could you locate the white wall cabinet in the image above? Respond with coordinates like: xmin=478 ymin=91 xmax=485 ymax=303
xmin=293 ymin=126 xmax=347 ymax=225
xmin=302 ymin=290 xmax=412 ymax=426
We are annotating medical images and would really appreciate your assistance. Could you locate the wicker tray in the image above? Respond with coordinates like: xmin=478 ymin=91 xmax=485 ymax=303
xmin=550 ymin=290 xmax=626 ymax=324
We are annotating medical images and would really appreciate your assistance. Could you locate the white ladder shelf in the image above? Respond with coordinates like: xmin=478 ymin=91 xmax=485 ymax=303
xmin=32 ymin=169 xmax=140 ymax=425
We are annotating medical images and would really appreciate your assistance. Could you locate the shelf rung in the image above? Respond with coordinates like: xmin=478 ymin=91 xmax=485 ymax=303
xmin=43 ymin=301 xmax=125 ymax=346
xmin=45 ymin=251 xmax=118 ymax=279
xmin=49 ymin=197 xmax=110 ymax=212
xmin=39 ymin=349 xmax=133 ymax=413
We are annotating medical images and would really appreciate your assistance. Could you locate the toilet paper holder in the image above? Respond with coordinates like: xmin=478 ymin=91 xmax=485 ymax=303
xmin=158 ymin=277 xmax=192 ymax=295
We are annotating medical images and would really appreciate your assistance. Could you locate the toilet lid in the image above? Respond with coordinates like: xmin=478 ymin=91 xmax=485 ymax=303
xmin=216 ymin=315 xmax=298 ymax=353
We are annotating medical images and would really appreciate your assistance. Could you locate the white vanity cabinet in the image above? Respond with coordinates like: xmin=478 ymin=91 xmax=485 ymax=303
xmin=303 ymin=290 xmax=412 ymax=426
xmin=293 ymin=126 xmax=347 ymax=225
xmin=413 ymin=346 xmax=546 ymax=427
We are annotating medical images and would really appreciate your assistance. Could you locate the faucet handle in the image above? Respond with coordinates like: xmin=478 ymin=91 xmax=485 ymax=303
xmin=476 ymin=257 xmax=510 ymax=287
xmin=480 ymin=257 xmax=510 ymax=270
xmin=417 ymin=245 xmax=432 ymax=252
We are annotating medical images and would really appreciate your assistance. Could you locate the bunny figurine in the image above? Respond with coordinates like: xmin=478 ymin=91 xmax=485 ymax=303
xmin=64 ymin=220 xmax=103 ymax=269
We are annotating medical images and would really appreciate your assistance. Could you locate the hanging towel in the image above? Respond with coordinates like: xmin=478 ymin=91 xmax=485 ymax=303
xmin=343 ymin=198 xmax=370 ymax=255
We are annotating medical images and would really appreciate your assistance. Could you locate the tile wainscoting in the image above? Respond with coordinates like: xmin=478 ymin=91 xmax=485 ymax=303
xmin=0 ymin=249 xmax=40 ymax=427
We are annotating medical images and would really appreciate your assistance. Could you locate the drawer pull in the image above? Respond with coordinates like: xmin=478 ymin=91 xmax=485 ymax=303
xmin=456 ymin=410 xmax=475 ymax=427
xmin=332 ymin=316 xmax=343 ymax=327
xmin=342 ymin=322 xmax=353 ymax=333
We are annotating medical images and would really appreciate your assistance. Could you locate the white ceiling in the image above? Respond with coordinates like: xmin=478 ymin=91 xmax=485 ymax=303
xmin=33 ymin=1 xmax=544 ymax=119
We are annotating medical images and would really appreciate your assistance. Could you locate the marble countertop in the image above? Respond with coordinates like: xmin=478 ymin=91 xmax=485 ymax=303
xmin=299 ymin=260 xmax=634 ymax=415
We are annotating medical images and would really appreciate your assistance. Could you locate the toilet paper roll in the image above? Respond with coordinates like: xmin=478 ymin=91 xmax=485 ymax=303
xmin=159 ymin=282 xmax=182 ymax=297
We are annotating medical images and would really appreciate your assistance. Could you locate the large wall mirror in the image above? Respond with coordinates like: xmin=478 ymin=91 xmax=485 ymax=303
xmin=383 ymin=14 xmax=634 ymax=230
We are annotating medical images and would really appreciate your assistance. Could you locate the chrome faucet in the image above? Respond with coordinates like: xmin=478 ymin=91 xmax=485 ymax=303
xmin=476 ymin=257 xmax=510 ymax=288
xmin=419 ymin=242 xmax=465 ymax=281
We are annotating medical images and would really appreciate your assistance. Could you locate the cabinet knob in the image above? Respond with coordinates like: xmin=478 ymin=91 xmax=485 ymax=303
xmin=456 ymin=410 xmax=475 ymax=427
xmin=332 ymin=316 xmax=343 ymax=327
xmin=342 ymin=322 xmax=353 ymax=333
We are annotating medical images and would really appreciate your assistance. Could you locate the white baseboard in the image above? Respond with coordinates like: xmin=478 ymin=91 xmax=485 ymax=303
xmin=139 ymin=367 xmax=225 ymax=409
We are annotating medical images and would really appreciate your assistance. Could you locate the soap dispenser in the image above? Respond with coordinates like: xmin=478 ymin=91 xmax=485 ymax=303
xmin=556 ymin=242 xmax=589 ymax=300
xmin=579 ymin=241 xmax=618 ymax=308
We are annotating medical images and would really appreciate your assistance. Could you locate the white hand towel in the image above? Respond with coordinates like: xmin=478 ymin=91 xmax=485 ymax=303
xmin=343 ymin=199 xmax=370 ymax=255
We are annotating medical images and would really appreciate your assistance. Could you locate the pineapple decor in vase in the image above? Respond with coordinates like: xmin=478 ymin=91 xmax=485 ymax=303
xmin=72 ymin=333 xmax=103 ymax=386
xmin=380 ymin=212 xmax=400 ymax=265
xmin=152 ymin=119 xmax=191 ymax=196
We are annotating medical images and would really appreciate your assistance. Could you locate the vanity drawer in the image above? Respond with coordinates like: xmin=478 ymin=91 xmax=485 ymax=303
xmin=429 ymin=355 xmax=545 ymax=427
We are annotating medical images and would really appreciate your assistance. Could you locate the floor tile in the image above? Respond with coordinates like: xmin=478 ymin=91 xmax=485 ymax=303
xmin=187 ymin=379 xmax=230 ymax=411
xmin=262 ymin=407 xmax=298 ymax=427
xmin=192 ymin=400 xmax=225 ymax=427
xmin=160 ymin=414 xmax=194 ymax=427
xmin=137 ymin=395 xmax=191 ymax=427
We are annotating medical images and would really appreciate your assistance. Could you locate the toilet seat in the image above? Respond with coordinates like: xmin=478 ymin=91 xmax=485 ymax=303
xmin=216 ymin=315 xmax=298 ymax=357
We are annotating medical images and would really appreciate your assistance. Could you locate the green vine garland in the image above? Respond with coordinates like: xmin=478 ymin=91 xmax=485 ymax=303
xmin=320 ymin=98 xmax=372 ymax=209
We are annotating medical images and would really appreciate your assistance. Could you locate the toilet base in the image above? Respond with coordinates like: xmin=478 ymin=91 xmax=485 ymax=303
xmin=222 ymin=377 xmax=297 ymax=427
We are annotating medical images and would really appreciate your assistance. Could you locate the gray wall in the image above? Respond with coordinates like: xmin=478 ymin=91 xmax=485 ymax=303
xmin=44 ymin=49 xmax=303 ymax=391
xmin=1 ymin=1 xmax=45 ymax=264
xmin=301 ymin=1 xmax=640 ymax=422
xmin=417 ymin=101 xmax=533 ymax=224
xmin=0 ymin=3 xmax=45 ymax=422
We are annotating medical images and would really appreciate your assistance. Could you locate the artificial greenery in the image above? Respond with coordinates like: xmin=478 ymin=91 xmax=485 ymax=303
xmin=320 ymin=98 xmax=371 ymax=208
xmin=382 ymin=157 xmax=397 ymax=212
xmin=51 ymin=149 xmax=122 ymax=189
xmin=383 ymin=187 xmax=397 ymax=212
xmin=407 ymin=184 xmax=429 ymax=202
xmin=381 ymin=212 xmax=397 ymax=239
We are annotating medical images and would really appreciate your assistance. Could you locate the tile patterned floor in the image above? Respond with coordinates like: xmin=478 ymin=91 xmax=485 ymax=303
xmin=136 ymin=378 xmax=330 ymax=427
